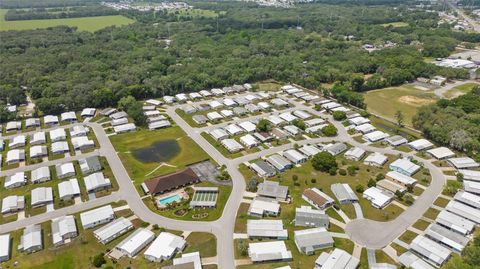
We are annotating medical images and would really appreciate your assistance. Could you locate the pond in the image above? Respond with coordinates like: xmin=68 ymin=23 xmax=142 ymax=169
xmin=132 ymin=140 xmax=180 ymax=163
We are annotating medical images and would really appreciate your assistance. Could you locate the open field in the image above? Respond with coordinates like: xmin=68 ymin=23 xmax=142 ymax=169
xmin=169 ymin=8 xmax=224 ymax=18
xmin=110 ymin=127 xmax=210 ymax=186
xmin=444 ymin=82 xmax=479 ymax=99
xmin=0 ymin=9 xmax=134 ymax=32
xmin=364 ymin=84 xmax=438 ymax=127
xmin=381 ymin=22 xmax=409 ymax=27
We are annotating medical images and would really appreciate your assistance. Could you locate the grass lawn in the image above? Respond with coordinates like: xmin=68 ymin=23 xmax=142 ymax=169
xmin=390 ymin=242 xmax=407 ymax=256
xmin=434 ymin=197 xmax=450 ymax=208
xmin=110 ymin=127 xmax=210 ymax=187
xmin=0 ymin=9 xmax=134 ymax=32
xmin=398 ymin=230 xmax=418 ymax=244
xmin=423 ymin=207 xmax=440 ymax=220
xmin=375 ymin=249 xmax=396 ymax=265
xmin=381 ymin=21 xmax=409 ymax=27
xmin=412 ymin=219 xmax=431 ymax=231
xmin=185 ymin=232 xmax=217 ymax=257
xmin=359 ymin=248 xmax=368 ymax=269
xmin=235 ymin=202 xmax=251 ymax=233
xmin=444 ymin=82 xmax=479 ymax=99
xmin=253 ymin=81 xmax=282 ymax=92
xmin=364 ymin=84 xmax=437 ymax=127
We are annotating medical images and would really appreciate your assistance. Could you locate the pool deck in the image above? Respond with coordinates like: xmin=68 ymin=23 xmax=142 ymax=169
xmin=156 ymin=189 xmax=189 ymax=208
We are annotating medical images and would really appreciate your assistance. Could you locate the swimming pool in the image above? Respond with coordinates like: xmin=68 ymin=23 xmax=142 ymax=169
xmin=158 ymin=194 xmax=181 ymax=205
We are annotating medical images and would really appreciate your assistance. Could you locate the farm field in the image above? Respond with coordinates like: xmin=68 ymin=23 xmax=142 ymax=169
xmin=364 ymin=84 xmax=438 ymax=127
xmin=0 ymin=9 xmax=134 ymax=32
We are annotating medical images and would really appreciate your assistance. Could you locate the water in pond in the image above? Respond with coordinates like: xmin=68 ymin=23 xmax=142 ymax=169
xmin=132 ymin=140 xmax=180 ymax=163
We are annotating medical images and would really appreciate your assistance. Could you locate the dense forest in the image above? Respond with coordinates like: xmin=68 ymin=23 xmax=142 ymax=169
xmin=0 ymin=1 xmax=478 ymax=116
xmin=413 ymin=87 xmax=480 ymax=159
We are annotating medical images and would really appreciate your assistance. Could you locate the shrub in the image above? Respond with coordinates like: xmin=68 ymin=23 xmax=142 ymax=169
xmin=367 ymin=178 xmax=376 ymax=188
xmin=311 ymin=178 xmax=317 ymax=183
xmin=355 ymin=184 xmax=365 ymax=193
xmin=312 ymin=151 xmax=338 ymax=172
xmin=338 ymin=169 xmax=347 ymax=176
xmin=321 ymin=124 xmax=338 ymax=137
xmin=376 ymin=173 xmax=385 ymax=181
xmin=92 ymin=253 xmax=106 ymax=268
xmin=332 ymin=111 xmax=347 ymax=121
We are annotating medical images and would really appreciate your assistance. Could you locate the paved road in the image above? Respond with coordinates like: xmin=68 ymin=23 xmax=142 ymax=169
xmin=0 ymin=93 xmax=448 ymax=268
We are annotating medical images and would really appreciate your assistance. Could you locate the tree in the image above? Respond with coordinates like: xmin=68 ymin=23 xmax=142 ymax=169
xmin=312 ymin=152 xmax=337 ymax=172
xmin=292 ymin=119 xmax=306 ymax=130
xmin=395 ymin=110 xmax=404 ymax=128
xmin=367 ymin=178 xmax=376 ymax=187
xmin=443 ymin=180 xmax=462 ymax=196
xmin=395 ymin=190 xmax=404 ymax=200
xmin=256 ymin=119 xmax=271 ymax=132
xmin=404 ymin=194 xmax=414 ymax=205
xmin=355 ymin=184 xmax=365 ymax=193
xmin=117 ymin=95 xmax=136 ymax=111
xmin=247 ymin=177 xmax=258 ymax=192
xmin=457 ymin=172 xmax=464 ymax=182
xmin=321 ymin=124 xmax=338 ymax=137
xmin=332 ymin=111 xmax=346 ymax=121
xmin=92 ymin=253 xmax=106 ymax=268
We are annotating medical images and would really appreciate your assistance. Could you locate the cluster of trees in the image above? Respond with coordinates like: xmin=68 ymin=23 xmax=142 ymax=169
xmin=0 ymin=0 xmax=105 ymax=8
xmin=5 ymin=6 xmax=119 ymax=21
xmin=413 ymin=87 xmax=480 ymax=158
xmin=117 ymin=96 xmax=147 ymax=127
xmin=443 ymin=234 xmax=480 ymax=269
xmin=311 ymin=151 xmax=338 ymax=174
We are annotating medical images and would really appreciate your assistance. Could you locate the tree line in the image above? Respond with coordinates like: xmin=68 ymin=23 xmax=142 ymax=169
xmin=4 ymin=6 xmax=120 ymax=21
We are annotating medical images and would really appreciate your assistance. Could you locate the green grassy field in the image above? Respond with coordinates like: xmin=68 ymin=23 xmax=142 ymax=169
xmin=169 ymin=8 xmax=224 ymax=18
xmin=381 ymin=22 xmax=409 ymax=28
xmin=364 ymin=84 xmax=438 ymax=127
xmin=110 ymin=127 xmax=210 ymax=186
xmin=0 ymin=9 xmax=134 ymax=32
xmin=444 ymin=82 xmax=479 ymax=99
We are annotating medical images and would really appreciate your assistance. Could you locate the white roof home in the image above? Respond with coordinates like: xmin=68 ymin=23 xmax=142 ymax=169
xmin=446 ymin=200 xmax=480 ymax=224
xmin=354 ymin=123 xmax=376 ymax=134
xmin=363 ymin=130 xmax=389 ymax=142
xmin=6 ymin=121 xmax=21 ymax=131
xmin=30 ymin=131 xmax=46 ymax=145
xmin=1 ymin=195 xmax=25 ymax=214
xmin=49 ymin=128 xmax=66 ymax=142
xmin=25 ymin=118 xmax=40 ymax=128
xmin=315 ymin=248 xmax=360 ymax=269
xmin=283 ymin=149 xmax=307 ymax=164
xmin=245 ymin=94 xmax=259 ymax=102
xmin=294 ymin=227 xmax=334 ymax=254
xmin=408 ymin=139 xmax=434 ymax=151
xmin=279 ymin=112 xmax=297 ymax=123
xmin=257 ymin=181 xmax=288 ymax=201
xmin=240 ymin=134 xmax=259 ymax=148
xmin=436 ymin=210 xmax=475 ymax=235
xmin=390 ymin=158 xmax=421 ymax=176
xmin=448 ymin=157 xmax=479 ymax=169
xmin=207 ymin=111 xmax=223 ymax=121
xmin=234 ymin=96 xmax=249 ymax=105
xmin=248 ymin=198 xmax=280 ymax=217
xmin=220 ymin=109 xmax=234 ymax=118
xmin=192 ymin=115 xmax=208 ymax=125
xmin=462 ymin=180 xmax=480 ymax=195
xmin=144 ymin=232 xmax=186 ymax=262
xmin=144 ymin=110 xmax=161 ymax=118
xmin=72 ymin=136 xmax=95 ymax=150
xmin=149 ymin=120 xmax=171 ymax=130
xmin=29 ymin=145 xmax=47 ymax=159
xmin=454 ymin=190 xmax=480 ymax=209
xmin=56 ymin=162 xmax=75 ymax=179
xmin=427 ymin=147 xmax=455 ymax=160
xmin=94 ymin=217 xmax=133 ymax=244
xmin=110 ymin=111 xmax=128 ymax=119
xmin=233 ymin=106 xmax=248 ymax=115
xmin=459 ymin=169 xmax=480 ymax=182
xmin=325 ymin=143 xmax=347 ymax=156
xmin=31 ymin=166 xmax=51 ymax=184
xmin=245 ymin=103 xmax=260 ymax=113
xmin=146 ymin=99 xmax=162 ymax=106
xmin=58 ymin=178 xmax=81 ymax=200
xmin=163 ymin=96 xmax=176 ymax=104
xmin=257 ymin=101 xmax=270 ymax=110
xmin=221 ymin=139 xmax=244 ymax=153
xmin=80 ymin=205 xmax=115 ymax=229
xmin=364 ymin=152 xmax=388 ymax=167
xmin=9 ymin=135 xmax=26 ymax=149
xmin=171 ymin=252 xmax=202 ymax=269
xmin=238 ymin=121 xmax=256 ymax=133
xmin=331 ymin=183 xmax=358 ymax=204
xmin=175 ymin=93 xmax=188 ymax=102
xmin=181 ymin=105 xmax=196 ymax=114
xmin=51 ymin=141 xmax=70 ymax=155
xmin=210 ymin=128 xmax=229 ymax=141
xmin=4 ymin=171 xmax=26 ymax=189
xmin=398 ymin=252 xmax=435 ymax=269
xmin=305 ymin=118 xmax=325 ymax=127
xmin=116 ymin=228 xmax=155 ymax=258
xmin=81 ymin=108 xmax=96 ymax=117
xmin=114 ymin=123 xmax=136 ymax=134
xmin=348 ymin=116 xmax=370 ymax=126
xmin=51 ymin=215 xmax=78 ymax=246
xmin=306 ymin=124 xmax=328 ymax=134
xmin=189 ymin=92 xmax=202 ymax=99
xmin=284 ymin=125 xmax=301 ymax=136
xmin=19 ymin=224 xmax=42 ymax=253
xmin=267 ymin=115 xmax=285 ymax=126
xmin=31 ymin=187 xmax=53 ymax=208
xmin=344 ymin=147 xmax=366 ymax=161
xmin=409 ymin=235 xmax=451 ymax=267
xmin=266 ymin=154 xmax=292 ymax=172
xmin=6 ymin=149 xmax=25 ymax=164
xmin=69 ymin=125 xmax=88 ymax=137
xmin=322 ymin=102 xmax=341 ymax=110
xmin=43 ymin=115 xmax=59 ymax=125
xmin=248 ymin=241 xmax=292 ymax=263
xmin=199 ymin=90 xmax=212 ymax=97
xmin=386 ymin=171 xmax=417 ymax=186
xmin=84 ymin=172 xmax=111 ymax=193
xmin=363 ymin=187 xmax=392 ymax=209
xmin=425 ymin=223 xmax=470 ymax=253
xmin=61 ymin=111 xmax=77 ymax=122
xmin=386 ymin=135 xmax=408 ymax=146
xmin=209 ymin=100 xmax=223 ymax=109
xmin=111 ymin=117 xmax=128 ymax=127
xmin=100 ymin=108 xmax=117 ymax=116
xmin=331 ymin=106 xmax=350 ymax=112
xmin=295 ymin=206 xmax=329 ymax=228
xmin=0 ymin=234 xmax=10 ymax=262
xmin=293 ymin=110 xmax=311 ymax=119
xmin=247 ymin=219 xmax=288 ymax=239
xmin=299 ymin=145 xmax=321 ymax=158
xmin=211 ymin=88 xmax=225 ymax=96
xmin=225 ymin=124 xmax=243 ymax=136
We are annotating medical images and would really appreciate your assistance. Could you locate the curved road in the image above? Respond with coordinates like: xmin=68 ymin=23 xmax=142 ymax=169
xmin=0 ymin=94 xmax=447 ymax=268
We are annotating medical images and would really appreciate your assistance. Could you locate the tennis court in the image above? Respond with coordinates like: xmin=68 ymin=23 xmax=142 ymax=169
xmin=192 ymin=191 xmax=218 ymax=202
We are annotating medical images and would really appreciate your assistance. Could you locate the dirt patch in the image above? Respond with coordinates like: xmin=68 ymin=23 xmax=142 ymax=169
xmin=398 ymin=95 xmax=435 ymax=107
